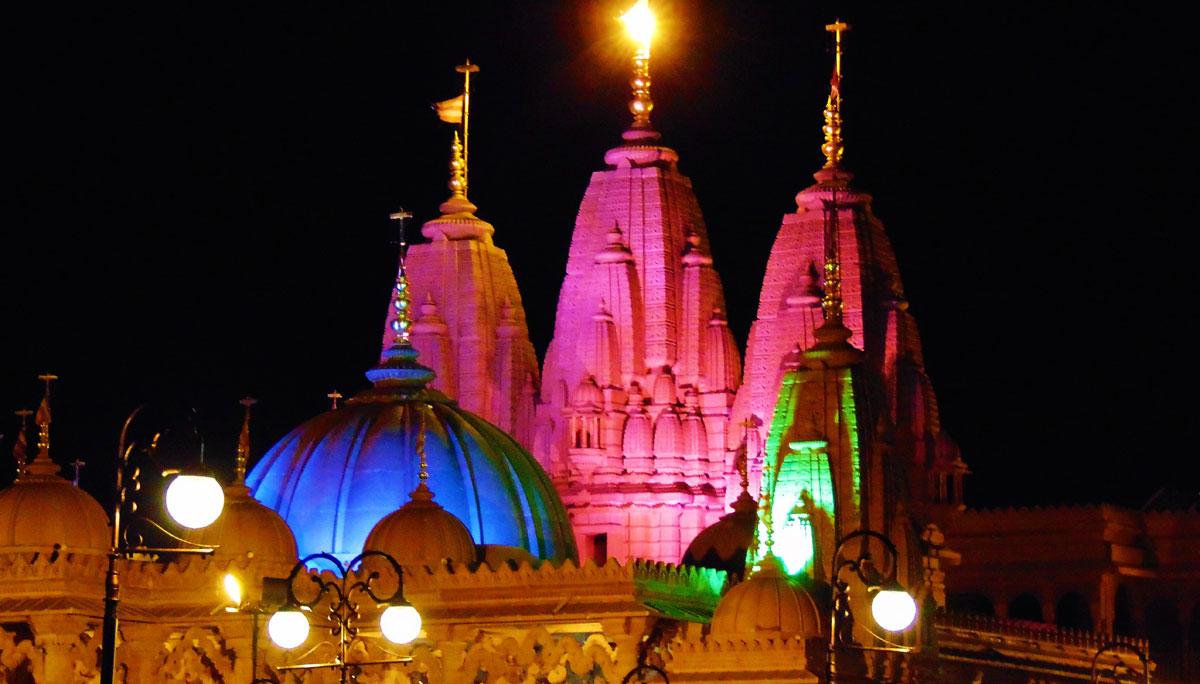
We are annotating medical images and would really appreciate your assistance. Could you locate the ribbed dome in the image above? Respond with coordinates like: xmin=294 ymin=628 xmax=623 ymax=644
xmin=571 ymin=375 xmax=603 ymax=408
xmin=682 ymin=490 xmax=758 ymax=581
xmin=0 ymin=458 xmax=109 ymax=555
xmin=364 ymin=482 xmax=477 ymax=566
xmin=248 ymin=345 xmax=576 ymax=564
xmin=710 ymin=556 xmax=822 ymax=639
xmin=189 ymin=484 xmax=297 ymax=566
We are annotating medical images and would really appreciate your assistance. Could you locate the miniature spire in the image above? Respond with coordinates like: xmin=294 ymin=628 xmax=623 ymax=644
xmin=235 ymin=397 xmax=257 ymax=484
xmin=821 ymin=20 xmax=850 ymax=169
xmin=12 ymin=409 xmax=32 ymax=480
xmin=326 ymin=390 xmax=343 ymax=410
xmin=620 ymin=0 xmax=656 ymax=131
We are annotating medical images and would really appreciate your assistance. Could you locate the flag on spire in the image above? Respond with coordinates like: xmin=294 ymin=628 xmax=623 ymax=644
xmin=433 ymin=93 xmax=465 ymax=124
xmin=35 ymin=395 xmax=50 ymax=426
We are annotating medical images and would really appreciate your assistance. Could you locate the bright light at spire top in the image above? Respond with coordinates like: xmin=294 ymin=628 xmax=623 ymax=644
xmin=621 ymin=0 xmax=655 ymax=57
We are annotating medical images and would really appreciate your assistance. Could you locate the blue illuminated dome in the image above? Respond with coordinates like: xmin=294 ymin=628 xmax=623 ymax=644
xmin=247 ymin=343 xmax=577 ymax=564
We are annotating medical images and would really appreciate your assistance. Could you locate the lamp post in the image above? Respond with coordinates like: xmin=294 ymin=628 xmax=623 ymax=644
xmin=1091 ymin=641 xmax=1151 ymax=684
xmin=265 ymin=551 xmax=421 ymax=684
xmin=827 ymin=529 xmax=919 ymax=683
xmin=101 ymin=406 xmax=226 ymax=684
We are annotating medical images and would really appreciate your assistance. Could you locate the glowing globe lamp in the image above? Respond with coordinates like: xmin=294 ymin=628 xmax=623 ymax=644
xmin=870 ymin=583 xmax=918 ymax=632
xmin=164 ymin=474 xmax=225 ymax=529
xmin=267 ymin=610 xmax=310 ymax=649
xmin=380 ymin=604 xmax=422 ymax=644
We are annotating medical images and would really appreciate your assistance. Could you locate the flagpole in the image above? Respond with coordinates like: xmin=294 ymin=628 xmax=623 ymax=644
xmin=455 ymin=59 xmax=479 ymax=194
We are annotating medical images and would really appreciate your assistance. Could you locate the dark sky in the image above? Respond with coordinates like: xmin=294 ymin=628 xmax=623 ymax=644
xmin=4 ymin=2 xmax=1196 ymax=510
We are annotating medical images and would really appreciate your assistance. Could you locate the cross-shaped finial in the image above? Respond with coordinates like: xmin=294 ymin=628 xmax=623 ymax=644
xmin=70 ymin=458 xmax=85 ymax=486
xmin=37 ymin=374 xmax=59 ymax=392
xmin=326 ymin=390 xmax=343 ymax=410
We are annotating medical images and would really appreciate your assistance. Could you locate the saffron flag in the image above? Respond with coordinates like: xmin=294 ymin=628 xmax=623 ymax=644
xmin=11 ymin=428 xmax=26 ymax=466
xmin=35 ymin=396 xmax=50 ymax=426
xmin=433 ymin=93 xmax=465 ymax=124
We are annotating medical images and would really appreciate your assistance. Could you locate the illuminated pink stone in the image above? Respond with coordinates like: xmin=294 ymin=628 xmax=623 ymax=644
xmin=382 ymin=196 xmax=540 ymax=447
xmin=537 ymin=128 xmax=741 ymax=563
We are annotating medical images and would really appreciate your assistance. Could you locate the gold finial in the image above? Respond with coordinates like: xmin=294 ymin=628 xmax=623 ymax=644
xmin=326 ymin=390 xmax=343 ymax=410
xmin=820 ymin=190 xmax=844 ymax=322
xmin=760 ymin=457 xmax=776 ymax=559
xmin=235 ymin=396 xmax=257 ymax=484
xmin=33 ymin=374 xmax=57 ymax=461
xmin=447 ymin=131 xmax=467 ymax=199
xmin=620 ymin=0 xmax=656 ymax=130
xmin=416 ymin=404 xmax=429 ymax=483
xmin=454 ymin=59 xmax=480 ymax=194
xmin=12 ymin=409 xmax=32 ymax=480
xmin=388 ymin=209 xmax=415 ymax=346
xmin=821 ymin=20 xmax=850 ymax=169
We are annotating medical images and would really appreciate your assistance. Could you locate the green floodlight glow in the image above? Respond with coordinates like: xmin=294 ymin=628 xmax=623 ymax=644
xmin=776 ymin=512 xmax=815 ymax=574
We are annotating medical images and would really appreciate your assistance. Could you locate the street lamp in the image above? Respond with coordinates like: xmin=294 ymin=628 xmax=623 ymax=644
xmin=222 ymin=572 xmax=290 ymax=684
xmin=827 ymin=529 xmax=919 ymax=682
xmin=265 ymin=550 xmax=421 ymax=683
xmin=1091 ymin=641 xmax=1151 ymax=684
xmin=101 ymin=406 xmax=226 ymax=684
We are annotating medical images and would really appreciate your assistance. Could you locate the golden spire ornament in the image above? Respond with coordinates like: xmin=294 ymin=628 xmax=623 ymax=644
xmin=235 ymin=397 xmax=257 ymax=484
xmin=447 ymin=132 xmax=467 ymax=200
xmin=387 ymin=209 xmax=415 ymax=346
xmin=454 ymin=59 xmax=479 ymax=193
xmin=821 ymin=20 xmax=850 ymax=169
xmin=34 ymin=374 xmax=57 ymax=460
xmin=620 ymin=0 xmax=656 ymax=131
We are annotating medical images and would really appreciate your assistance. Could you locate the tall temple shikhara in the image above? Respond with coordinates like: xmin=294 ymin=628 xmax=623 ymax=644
xmin=535 ymin=1 xmax=741 ymax=564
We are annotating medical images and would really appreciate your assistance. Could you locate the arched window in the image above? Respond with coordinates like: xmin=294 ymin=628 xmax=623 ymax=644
xmin=1009 ymin=593 xmax=1044 ymax=622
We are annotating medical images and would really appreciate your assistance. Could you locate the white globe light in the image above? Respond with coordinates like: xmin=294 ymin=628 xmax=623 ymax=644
xmin=164 ymin=474 xmax=225 ymax=529
xmin=379 ymin=605 xmax=422 ymax=644
xmin=267 ymin=610 xmax=310 ymax=649
xmin=871 ymin=587 xmax=918 ymax=632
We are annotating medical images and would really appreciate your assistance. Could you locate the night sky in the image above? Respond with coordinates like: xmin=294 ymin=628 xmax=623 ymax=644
xmin=4 ymin=2 xmax=1196 ymax=510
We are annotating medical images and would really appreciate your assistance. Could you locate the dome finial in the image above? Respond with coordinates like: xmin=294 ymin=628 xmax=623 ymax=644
xmin=389 ymin=209 xmax=415 ymax=347
xmin=235 ymin=396 xmax=257 ymax=485
xmin=368 ymin=209 xmax=437 ymax=390
xmin=821 ymin=20 xmax=850 ymax=170
xmin=11 ymin=409 xmax=32 ymax=481
xmin=620 ymin=0 xmax=656 ymax=132
xmin=447 ymin=131 xmax=468 ymax=201
xmin=326 ymin=390 xmax=343 ymax=410
xmin=27 ymin=374 xmax=58 ymax=475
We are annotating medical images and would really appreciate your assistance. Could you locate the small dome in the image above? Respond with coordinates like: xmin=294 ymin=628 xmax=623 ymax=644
xmin=571 ymin=375 xmax=603 ymax=408
xmin=364 ymin=482 xmax=477 ymax=567
xmin=682 ymin=490 xmax=757 ymax=581
xmin=0 ymin=458 xmax=109 ymax=555
xmin=710 ymin=556 xmax=822 ymax=640
xmin=189 ymin=484 xmax=298 ymax=566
